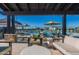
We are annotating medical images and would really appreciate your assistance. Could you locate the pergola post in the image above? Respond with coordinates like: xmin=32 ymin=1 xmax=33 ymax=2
xmin=62 ymin=13 xmax=66 ymax=35
xmin=62 ymin=13 xmax=67 ymax=43
xmin=7 ymin=15 xmax=11 ymax=33
xmin=11 ymin=15 xmax=15 ymax=34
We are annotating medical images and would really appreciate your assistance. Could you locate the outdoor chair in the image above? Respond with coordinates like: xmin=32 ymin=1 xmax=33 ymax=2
xmin=53 ymin=41 xmax=79 ymax=55
xmin=36 ymin=32 xmax=54 ymax=47
xmin=29 ymin=34 xmax=43 ymax=46
xmin=40 ymin=35 xmax=53 ymax=48
xmin=53 ymin=35 xmax=64 ymax=43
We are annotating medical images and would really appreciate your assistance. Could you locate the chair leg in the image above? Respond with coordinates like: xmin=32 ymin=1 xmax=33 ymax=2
xmin=62 ymin=39 xmax=64 ymax=43
xmin=40 ymin=38 xmax=42 ymax=46
xmin=52 ymin=44 xmax=57 ymax=50
xmin=9 ymin=42 xmax=12 ymax=55
xmin=53 ymin=39 xmax=54 ymax=42
xmin=28 ymin=38 xmax=31 ymax=46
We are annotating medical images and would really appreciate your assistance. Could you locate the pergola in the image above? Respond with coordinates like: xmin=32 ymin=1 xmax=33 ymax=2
xmin=0 ymin=3 xmax=79 ymax=35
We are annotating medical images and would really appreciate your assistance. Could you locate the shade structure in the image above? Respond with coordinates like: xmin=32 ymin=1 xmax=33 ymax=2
xmin=0 ymin=3 xmax=71 ymax=35
xmin=0 ymin=3 xmax=79 ymax=15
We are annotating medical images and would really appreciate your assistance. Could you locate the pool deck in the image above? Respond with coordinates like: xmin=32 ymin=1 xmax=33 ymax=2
xmin=0 ymin=43 xmax=62 ymax=55
xmin=12 ymin=43 xmax=62 ymax=55
xmin=1 ymin=36 xmax=79 ymax=55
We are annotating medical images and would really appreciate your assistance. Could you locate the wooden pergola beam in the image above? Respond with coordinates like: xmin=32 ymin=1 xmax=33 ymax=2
xmin=16 ymin=4 xmax=23 ymax=11
xmin=3 ymin=11 xmax=79 ymax=15
xmin=64 ymin=3 xmax=73 ymax=11
xmin=2 ymin=3 xmax=10 ymax=11
xmin=27 ymin=3 xmax=31 ymax=11
xmin=0 ymin=4 xmax=7 ymax=11
xmin=3 ymin=11 xmax=64 ymax=15
xmin=45 ymin=4 xmax=50 ymax=10
xmin=72 ymin=4 xmax=79 ymax=11
xmin=54 ymin=3 xmax=61 ymax=11
xmin=38 ymin=3 xmax=40 ymax=10
xmin=43 ymin=3 xmax=48 ymax=10
xmin=9 ymin=3 xmax=19 ymax=11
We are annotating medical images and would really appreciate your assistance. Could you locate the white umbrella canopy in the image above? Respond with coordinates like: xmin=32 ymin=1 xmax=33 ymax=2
xmin=51 ymin=25 xmax=62 ymax=28
xmin=44 ymin=21 xmax=61 ymax=29
xmin=44 ymin=21 xmax=61 ymax=32
xmin=45 ymin=21 xmax=61 ymax=25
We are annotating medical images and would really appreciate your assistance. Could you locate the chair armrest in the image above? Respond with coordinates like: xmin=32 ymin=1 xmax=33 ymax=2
xmin=0 ymin=40 xmax=13 ymax=43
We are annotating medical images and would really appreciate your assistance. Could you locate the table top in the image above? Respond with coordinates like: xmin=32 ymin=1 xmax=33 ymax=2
xmin=0 ymin=39 xmax=14 ymax=43
xmin=17 ymin=35 xmax=31 ymax=38
xmin=20 ymin=45 xmax=51 ymax=55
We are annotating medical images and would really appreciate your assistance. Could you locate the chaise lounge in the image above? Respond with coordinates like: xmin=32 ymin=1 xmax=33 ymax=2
xmin=53 ymin=36 xmax=79 ymax=55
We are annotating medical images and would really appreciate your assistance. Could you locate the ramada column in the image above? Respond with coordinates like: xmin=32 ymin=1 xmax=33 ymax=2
xmin=62 ymin=13 xmax=66 ymax=35
xmin=7 ymin=15 xmax=11 ymax=33
xmin=11 ymin=15 xmax=15 ymax=34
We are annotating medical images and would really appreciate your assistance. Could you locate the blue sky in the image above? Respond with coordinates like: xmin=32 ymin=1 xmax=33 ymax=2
xmin=67 ymin=15 xmax=79 ymax=28
xmin=16 ymin=15 xmax=62 ymax=27
xmin=0 ymin=13 xmax=79 ymax=28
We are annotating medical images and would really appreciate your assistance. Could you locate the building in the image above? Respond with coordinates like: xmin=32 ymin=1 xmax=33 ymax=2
xmin=0 ymin=19 xmax=22 ymax=34
xmin=0 ymin=18 xmax=22 ymax=28
xmin=75 ymin=27 xmax=79 ymax=33
xmin=68 ymin=28 xmax=75 ymax=33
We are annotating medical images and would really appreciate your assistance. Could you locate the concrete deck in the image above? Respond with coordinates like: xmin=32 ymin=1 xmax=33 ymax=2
xmin=0 ymin=43 xmax=62 ymax=55
xmin=20 ymin=45 xmax=51 ymax=55
xmin=53 ymin=41 xmax=79 ymax=55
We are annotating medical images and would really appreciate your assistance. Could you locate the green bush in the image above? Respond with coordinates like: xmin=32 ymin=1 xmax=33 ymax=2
xmin=33 ymin=34 xmax=40 ymax=39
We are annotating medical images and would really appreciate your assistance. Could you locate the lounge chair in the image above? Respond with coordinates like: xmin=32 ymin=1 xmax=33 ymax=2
xmin=53 ymin=36 xmax=79 ymax=55
xmin=53 ymin=35 xmax=64 ymax=43
xmin=53 ymin=42 xmax=79 ymax=55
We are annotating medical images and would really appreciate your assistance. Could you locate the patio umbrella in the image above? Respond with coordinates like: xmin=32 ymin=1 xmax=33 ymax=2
xmin=45 ymin=21 xmax=61 ymax=25
xmin=44 ymin=21 xmax=61 ymax=33
xmin=44 ymin=21 xmax=61 ymax=29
